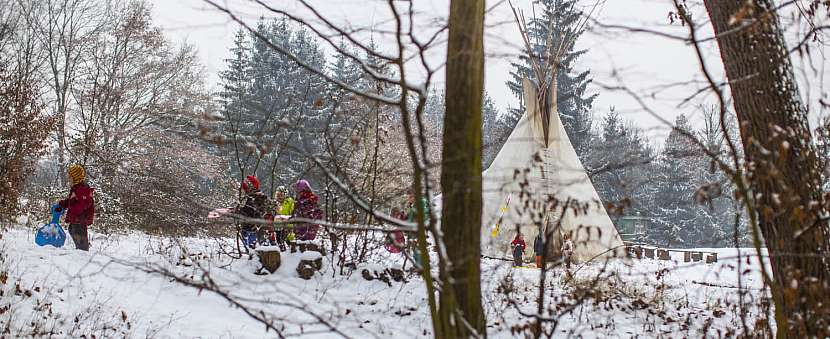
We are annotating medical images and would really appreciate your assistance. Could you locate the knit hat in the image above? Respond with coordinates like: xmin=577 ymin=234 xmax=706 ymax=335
xmin=68 ymin=164 xmax=85 ymax=184
xmin=241 ymin=175 xmax=260 ymax=193
xmin=295 ymin=179 xmax=311 ymax=193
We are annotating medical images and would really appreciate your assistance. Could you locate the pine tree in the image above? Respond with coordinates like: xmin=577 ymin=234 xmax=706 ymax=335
xmin=328 ymin=41 xmax=368 ymax=159
xmin=422 ymin=88 xmax=447 ymax=168
xmin=217 ymin=21 xmax=331 ymax=192
xmin=329 ymin=42 xmax=365 ymax=91
xmin=279 ymin=25 xmax=329 ymax=188
xmin=505 ymin=0 xmax=597 ymax=159
xmin=249 ymin=19 xmax=295 ymax=191
xmin=481 ymin=92 xmax=502 ymax=168
xmin=217 ymin=29 xmax=253 ymax=182
xmin=423 ymin=88 xmax=445 ymax=129
xmin=588 ymin=109 xmax=655 ymax=223
xmin=218 ymin=29 xmax=251 ymax=131
xmin=650 ymin=115 xmax=701 ymax=247
xmin=694 ymin=107 xmax=748 ymax=247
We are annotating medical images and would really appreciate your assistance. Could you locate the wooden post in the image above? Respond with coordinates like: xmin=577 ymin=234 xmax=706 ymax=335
xmin=706 ymin=252 xmax=718 ymax=264
xmin=633 ymin=246 xmax=643 ymax=259
xmin=644 ymin=247 xmax=655 ymax=259
xmin=296 ymin=251 xmax=323 ymax=280
xmin=657 ymin=249 xmax=670 ymax=261
xmin=256 ymin=247 xmax=281 ymax=274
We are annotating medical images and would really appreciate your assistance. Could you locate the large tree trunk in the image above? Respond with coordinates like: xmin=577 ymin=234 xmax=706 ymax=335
xmin=438 ymin=0 xmax=486 ymax=337
xmin=703 ymin=1 xmax=830 ymax=336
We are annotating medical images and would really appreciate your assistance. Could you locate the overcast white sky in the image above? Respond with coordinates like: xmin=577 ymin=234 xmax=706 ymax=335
xmin=148 ymin=0 xmax=829 ymax=143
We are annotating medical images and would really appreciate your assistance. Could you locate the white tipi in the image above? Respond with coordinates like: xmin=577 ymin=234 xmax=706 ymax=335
xmin=481 ymin=78 xmax=624 ymax=262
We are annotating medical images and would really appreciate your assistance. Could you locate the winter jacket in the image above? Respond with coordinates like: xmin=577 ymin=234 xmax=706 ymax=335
xmin=276 ymin=197 xmax=295 ymax=216
xmin=293 ymin=190 xmax=323 ymax=240
xmin=274 ymin=197 xmax=295 ymax=229
xmin=534 ymin=235 xmax=544 ymax=256
xmin=385 ymin=231 xmax=407 ymax=253
xmin=406 ymin=198 xmax=430 ymax=223
xmin=511 ymin=238 xmax=526 ymax=253
xmin=58 ymin=182 xmax=95 ymax=226
xmin=238 ymin=190 xmax=271 ymax=231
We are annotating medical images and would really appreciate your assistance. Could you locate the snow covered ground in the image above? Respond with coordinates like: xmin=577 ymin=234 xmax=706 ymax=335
xmin=1 ymin=226 xmax=770 ymax=338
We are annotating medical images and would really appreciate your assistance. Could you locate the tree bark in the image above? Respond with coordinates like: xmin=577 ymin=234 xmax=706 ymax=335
xmin=703 ymin=1 xmax=830 ymax=337
xmin=439 ymin=0 xmax=487 ymax=337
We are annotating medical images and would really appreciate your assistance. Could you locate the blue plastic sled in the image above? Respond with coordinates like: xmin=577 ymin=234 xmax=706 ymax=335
xmin=35 ymin=204 xmax=67 ymax=248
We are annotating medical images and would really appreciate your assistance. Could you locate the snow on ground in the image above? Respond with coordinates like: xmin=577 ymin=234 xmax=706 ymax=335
xmin=0 ymin=226 xmax=770 ymax=338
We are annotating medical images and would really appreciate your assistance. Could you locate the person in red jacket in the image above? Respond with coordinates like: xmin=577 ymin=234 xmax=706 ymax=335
xmin=511 ymin=232 xmax=526 ymax=267
xmin=292 ymin=179 xmax=323 ymax=241
xmin=57 ymin=164 xmax=95 ymax=251
xmin=236 ymin=175 xmax=272 ymax=249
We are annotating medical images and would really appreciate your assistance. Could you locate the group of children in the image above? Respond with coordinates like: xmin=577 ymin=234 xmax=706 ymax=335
xmin=511 ymin=231 xmax=574 ymax=269
xmin=49 ymin=166 xmax=324 ymax=253
xmin=50 ymin=165 xmax=574 ymax=271
xmin=235 ymin=175 xmax=324 ymax=251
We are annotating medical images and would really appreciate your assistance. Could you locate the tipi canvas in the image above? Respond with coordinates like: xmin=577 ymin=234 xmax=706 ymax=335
xmin=481 ymin=78 xmax=624 ymax=262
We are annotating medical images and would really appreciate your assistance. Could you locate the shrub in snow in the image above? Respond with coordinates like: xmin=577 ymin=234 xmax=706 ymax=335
xmin=0 ymin=67 xmax=54 ymax=223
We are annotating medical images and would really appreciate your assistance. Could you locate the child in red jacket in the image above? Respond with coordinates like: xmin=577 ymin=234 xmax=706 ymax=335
xmin=292 ymin=180 xmax=323 ymax=241
xmin=57 ymin=165 xmax=95 ymax=251
xmin=511 ymin=232 xmax=526 ymax=267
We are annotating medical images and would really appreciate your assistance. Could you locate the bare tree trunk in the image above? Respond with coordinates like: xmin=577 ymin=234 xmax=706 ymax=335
xmin=438 ymin=0 xmax=486 ymax=337
xmin=703 ymin=1 xmax=830 ymax=336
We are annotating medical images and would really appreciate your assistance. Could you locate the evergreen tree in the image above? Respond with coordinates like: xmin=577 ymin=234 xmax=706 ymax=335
xmin=354 ymin=40 xmax=397 ymax=207
xmin=329 ymin=42 xmax=365 ymax=91
xmin=645 ymin=112 xmax=749 ymax=248
xmin=505 ymin=0 xmax=597 ymax=159
xmin=694 ymin=107 xmax=748 ymax=247
xmin=217 ymin=29 xmax=253 ymax=181
xmin=327 ymin=42 xmax=382 ymax=174
xmin=650 ymin=115 xmax=701 ymax=247
xmin=217 ymin=21 xmax=330 ymax=193
xmin=421 ymin=88 xmax=447 ymax=168
xmin=481 ymin=93 xmax=502 ymax=168
xmin=250 ymin=19 xmax=297 ymax=191
xmin=283 ymin=25 xmax=329 ymax=187
xmin=588 ymin=109 xmax=656 ymax=223
xmin=327 ymin=41 xmax=367 ymax=155
xmin=218 ymin=29 xmax=251 ymax=132
xmin=423 ymin=88 xmax=445 ymax=130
